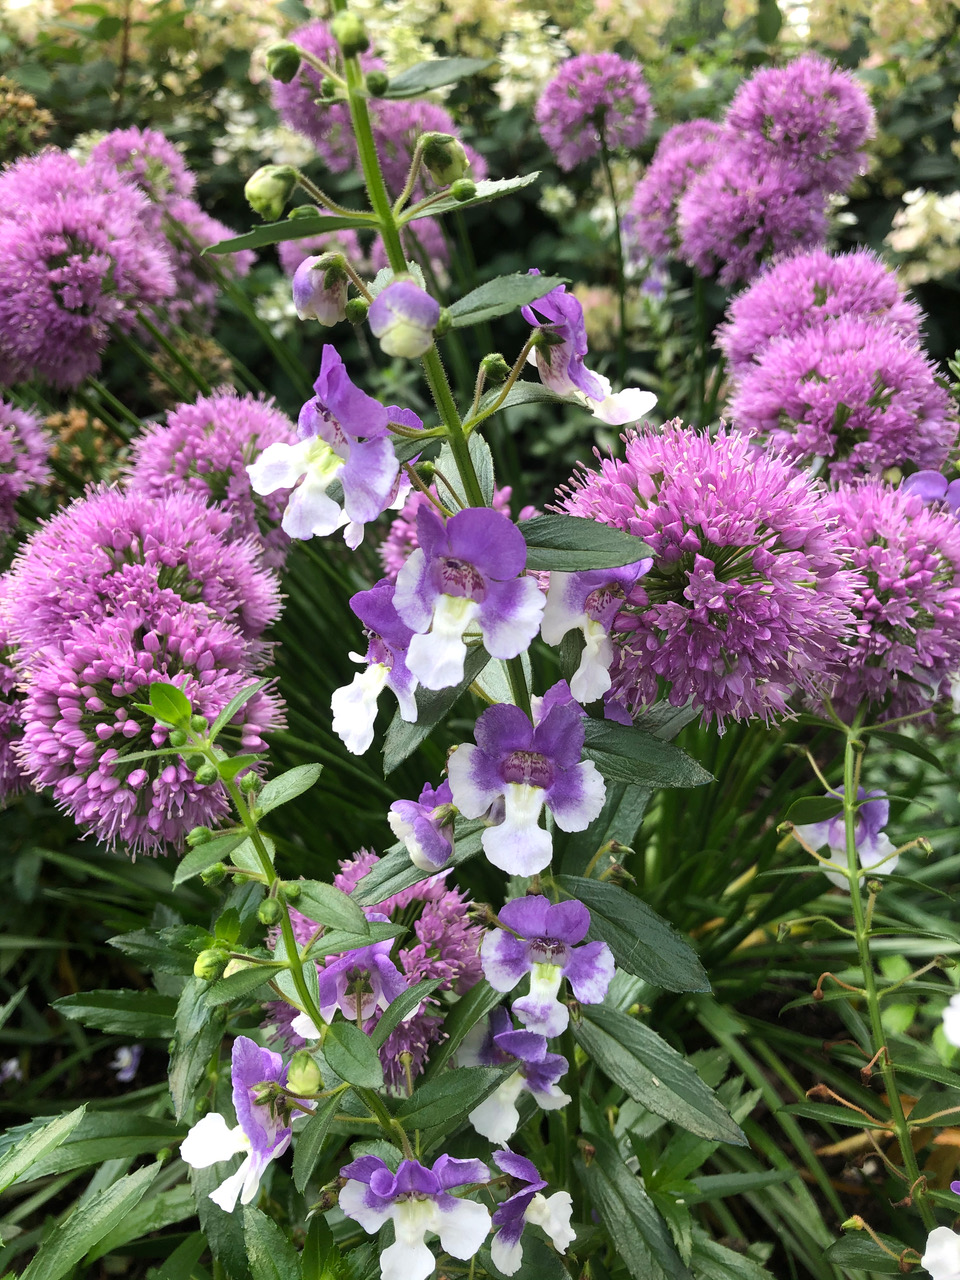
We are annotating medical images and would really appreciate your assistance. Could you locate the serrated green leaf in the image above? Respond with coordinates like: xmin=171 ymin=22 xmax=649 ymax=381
xmin=257 ymin=763 xmax=323 ymax=816
xmin=690 ymin=1232 xmax=775 ymax=1279
xmin=148 ymin=681 xmax=191 ymax=726
xmin=1 ymin=1115 xmax=180 ymax=1182
xmin=205 ymin=963 xmax=285 ymax=1007
xmin=304 ymin=922 xmax=405 ymax=960
xmin=323 ymin=1022 xmax=384 ymax=1089
xmin=784 ymin=795 xmax=843 ymax=825
xmin=383 ymin=55 xmax=494 ymax=96
xmin=53 ymin=989 xmax=176 ymax=1038
xmin=422 ymin=980 xmax=502 ymax=1080
xmin=171 ymin=977 xmax=226 ymax=1121
xmin=217 ymin=753 xmax=263 ymax=782
xmin=518 ymin=514 xmax=652 ymax=571
xmin=292 ymin=1095 xmax=340 ymax=1192
xmin=822 ymin=1232 xmax=905 ymax=1273
xmin=448 ymin=273 xmax=567 ymax=328
xmin=210 ymin=679 xmax=269 ymax=741
xmin=295 ymin=880 xmax=369 ymax=935
xmin=582 ymin=720 xmax=713 ymax=789
xmin=204 ymin=212 xmax=375 ymax=255
xmin=173 ymin=832 xmax=246 ymax=885
xmin=109 ymin=925 xmax=211 ymax=975
xmin=371 ymin=979 xmax=442 ymax=1049
xmin=151 ymin=1232 xmax=207 ymax=1280
xmin=191 ymin=1165 xmax=250 ymax=1280
xmin=395 ymin=1067 xmax=509 ymax=1130
xmin=782 ymin=1101 xmax=886 ymax=1128
xmin=404 ymin=173 xmax=540 ymax=222
xmin=243 ymin=1206 xmax=301 ymax=1280
xmin=87 ymin=1182 xmax=195 ymax=1261
xmin=382 ymin=647 xmax=490 ymax=773
xmin=0 ymin=1107 xmax=85 ymax=1194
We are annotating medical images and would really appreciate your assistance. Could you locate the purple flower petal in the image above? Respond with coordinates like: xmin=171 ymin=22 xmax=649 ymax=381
xmin=480 ymin=928 xmax=531 ymax=991
xmin=563 ymin=938 xmax=615 ymax=1003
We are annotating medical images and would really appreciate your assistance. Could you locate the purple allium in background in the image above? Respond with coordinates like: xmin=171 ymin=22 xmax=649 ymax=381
xmin=0 ymin=398 xmax=50 ymax=535
xmin=90 ymin=126 xmax=195 ymax=202
xmin=371 ymin=98 xmax=487 ymax=199
xmin=125 ymin=389 xmax=298 ymax=571
xmin=678 ymin=150 xmax=829 ymax=288
xmin=0 ymin=151 xmax=175 ymax=387
xmin=716 ymin=247 xmax=923 ymax=376
xmin=17 ymin=598 xmax=282 ymax=854
xmin=4 ymin=487 xmax=281 ymax=659
xmin=0 ymin=578 xmax=26 ymax=805
xmin=726 ymin=53 xmax=875 ymax=193
xmin=163 ymin=197 xmax=256 ymax=329
xmin=729 ymin=316 xmax=956 ymax=482
xmin=818 ymin=479 xmax=960 ymax=720
xmin=558 ymin=423 xmax=860 ymax=728
xmin=626 ymin=119 xmax=724 ymax=261
xmin=535 ymin=52 xmax=653 ymax=171
xmin=368 ymin=215 xmax=451 ymax=277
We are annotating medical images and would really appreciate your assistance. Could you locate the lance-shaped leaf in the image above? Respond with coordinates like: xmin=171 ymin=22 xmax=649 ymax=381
xmin=403 ymin=173 xmax=540 ymax=222
xmin=518 ymin=514 xmax=652 ymax=572
xmin=204 ymin=212 xmax=375 ymax=256
xmin=53 ymin=990 xmax=176 ymax=1038
xmin=382 ymin=646 xmax=491 ymax=774
xmin=0 ymin=1107 xmax=85 ymax=1194
xmin=581 ymin=720 xmax=713 ymax=789
xmin=448 ymin=274 xmax=567 ymax=329
xmin=257 ymin=763 xmax=323 ymax=816
xmin=383 ymin=56 xmax=493 ymax=97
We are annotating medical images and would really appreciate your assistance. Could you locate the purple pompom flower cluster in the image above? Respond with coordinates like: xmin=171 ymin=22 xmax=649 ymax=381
xmin=0 ymin=398 xmax=50 ymax=535
xmin=626 ymin=119 xmax=723 ymax=261
xmin=536 ymin=52 xmax=653 ymax=172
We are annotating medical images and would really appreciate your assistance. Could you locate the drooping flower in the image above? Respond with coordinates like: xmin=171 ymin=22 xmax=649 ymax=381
xmin=125 ymin=389 xmax=298 ymax=571
xmin=16 ymin=597 xmax=282 ymax=854
xmin=481 ymin=895 xmax=614 ymax=1037
xmin=331 ymin=581 xmax=419 ymax=756
xmin=942 ymin=992 xmax=960 ymax=1049
xmin=368 ymin=280 xmax=440 ymax=359
xmin=247 ymin=346 xmax=421 ymax=546
xmin=920 ymin=1227 xmax=960 ymax=1280
xmin=388 ymin=778 xmax=455 ymax=871
xmin=292 ymin=252 xmax=349 ymax=324
xmin=522 ymin=278 xmax=658 ymax=424
xmin=316 ymin=925 xmax=409 ymax=1024
xmin=447 ymin=687 xmax=606 ymax=874
xmin=793 ymin=787 xmax=898 ymax=887
xmin=181 ymin=1036 xmax=304 ymax=1212
xmin=0 ymin=398 xmax=50 ymax=535
xmin=394 ymin=506 xmax=545 ymax=691
xmin=277 ymin=223 xmax=363 ymax=278
xmin=90 ymin=126 xmax=195 ymax=202
xmin=726 ymin=54 xmax=875 ymax=193
xmin=559 ymin=424 xmax=860 ymax=727
xmin=109 ymin=1045 xmax=143 ymax=1084
xmin=729 ymin=317 xmax=956 ymax=482
xmin=817 ymin=480 xmax=960 ymax=720
xmin=4 ymin=487 xmax=280 ymax=659
xmin=490 ymin=1150 xmax=576 ymax=1277
xmin=716 ymin=247 xmax=923 ymax=377
xmin=902 ymin=471 xmax=960 ymax=515
xmin=461 ymin=1008 xmax=570 ymax=1142
xmin=535 ymin=52 xmax=653 ymax=172
xmin=339 ymin=1154 xmax=490 ymax=1280
xmin=540 ymin=561 xmax=651 ymax=703
xmin=626 ymin=119 xmax=725 ymax=262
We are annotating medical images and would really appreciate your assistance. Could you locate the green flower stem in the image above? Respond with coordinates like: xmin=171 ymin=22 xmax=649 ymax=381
xmin=599 ymin=135 xmax=627 ymax=387
xmin=139 ymin=312 xmax=213 ymax=396
xmin=841 ymin=729 xmax=936 ymax=1231
xmin=462 ymin=334 xmax=536 ymax=434
xmin=355 ymin=1086 xmax=414 ymax=1158
xmin=293 ymin=172 xmax=368 ymax=220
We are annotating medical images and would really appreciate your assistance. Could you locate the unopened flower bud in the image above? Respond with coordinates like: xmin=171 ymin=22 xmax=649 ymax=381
xmin=222 ymin=958 xmax=255 ymax=979
xmin=366 ymin=70 xmax=389 ymax=96
xmin=156 ymin=1147 xmax=173 ymax=1165
xmin=201 ymin=862 xmax=228 ymax=886
xmin=168 ymin=728 xmax=188 ymax=749
xmin=284 ymin=881 xmax=302 ymax=901
xmin=244 ymin=165 xmax=298 ymax=222
xmin=184 ymin=753 xmax=205 ymax=771
xmin=287 ymin=1049 xmax=323 ymax=1096
xmin=289 ymin=204 xmax=319 ymax=220
xmin=480 ymin=353 xmax=511 ymax=384
xmin=190 ymin=714 xmax=209 ymax=733
xmin=345 ymin=296 xmax=370 ymax=325
xmin=451 ymin=178 xmax=477 ymax=202
xmin=187 ymin=825 xmax=213 ymax=847
xmin=415 ymin=460 xmax=436 ymax=483
xmin=319 ymin=77 xmax=337 ymax=100
xmin=292 ymin=253 xmax=350 ymax=325
xmin=331 ymin=11 xmax=369 ymax=56
xmin=368 ymin=279 xmax=440 ymax=358
xmin=239 ymin=771 xmax=259 ymax=793
xmin=258 ymin=898 xmax=283 ymax=925
xmin=421 ymin=132 xmax=470 ymax=186
xmin=265 ymin=41 xmax=302 ymax=83
xmin=194 ymin=763 xmax=219 ymax=786
xmin=194 ymin=948 xmax=229 ymax=981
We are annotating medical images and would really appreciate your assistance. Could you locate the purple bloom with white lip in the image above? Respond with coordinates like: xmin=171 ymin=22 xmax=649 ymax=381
xmin=332 ymin=581 xmax=419 ymax=755
xmin=794 ymin=786 xmax=898 ymax=888
xmin=480 ymin=896 xmax=614 ymax=1037
xmin=388 ymin=779 xmax=455 ymax=870
xmin=180 ymin=1036 xmax=304 ymax=1212
xmin=462 ymin=1008 xmax=571 ymax=1142
xmin=368 ymin=280 xmax=440 ymax=359
xmin=446 ymin=690 xmax=606 ymax=875
xmin=541 ymin=561 xmax=651 ymax=703
xmin=903 ymin=471 xmax=960 ymax=516
xmin=292 ymin=253 xmax=349 ymax=325
xmin=316 ymin=923 xmax=408 ymax=1024
xmin=339 ymin=1153 xmax=491 ymax=1280
xmin=109 ymin=1045 xmax=142 ymax=1084
xmin=394 ymin=506 xmax=545 ymax=691
xmin=490 ymin=1150 xmax=576 ymax=1277
xmin=247 ymin=346 xmax=421 ymax=547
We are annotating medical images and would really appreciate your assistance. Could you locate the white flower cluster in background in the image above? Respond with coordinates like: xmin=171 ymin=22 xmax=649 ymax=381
xmin=884 ymin=187 xmax=960 ymax=284
xmin=494 ymin=12 xmax=569 ymax=110
xmin=254 ymin=276 xmax=299 ymax=340
xmin=0 ymin=0 xmax=54 ymax=42
xmin=212 ymin=89 xmax=316 ymax=172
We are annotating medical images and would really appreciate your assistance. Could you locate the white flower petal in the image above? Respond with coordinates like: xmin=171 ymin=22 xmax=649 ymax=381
xmin=468 ymin=1072 xmax=525 ymax=1142
xmin=549 ymin=760 xmax=606 ymax=833
xmin=339 ymin=1178 xmax=393 ymax=1235
xmin=568 ymin=618 xmax=614 ymax=704
xmin=331 ymin=664 xmax=390 ymax=755
xmin=526 ymin=1191 xmax=576 ymax=1253
xmin=291 ymin=1012 xmax=321 ymax=1040
xmin=447 ymin=743 xmax=501 ymax=819
xmin=490 ymin=1234 xmax=524 ymax=1277
xmin=921 ymin=1226 xmax=960 ymax=1280
xmin=281 ymin=476 xmax=344 ymax=540
xmin=180 ymin=1113 xmax=248 ymax=1169
xmin=482 ymin=783 xmax=552 ymax=875
xmin=540 ymin=573 xmax=583 ymax=647
xmin=406 ymin=595 xmax=481 ymax=690
xmin=942 ymin=993 xmax=960 ymax=1048
xmin=437 ymin=1197 xmax=491 ymax=1261
xmin=208 ymin=1157 xmax=252 ymax=1213
xmin=247 ymin=440 xmax=311 ymax=496
xmin=587 ymin=385 xmax=658 ymax=426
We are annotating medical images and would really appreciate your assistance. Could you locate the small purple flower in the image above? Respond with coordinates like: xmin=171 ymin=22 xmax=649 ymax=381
xmin=461 ymin=1008 xmax=570 ymax=1142
xmin=339 ymin=1154 xmax=491 ymax=1280
xmin=0 ymin=1057 xmax=22 ymax=1085
xmin=490 ymin=1150 xmax=575 ymax=1277
xmin=447 ymin=689 xmax=605 ymax=875
xmin=388 ymin=779 xmax=455 ymax=870
xmin=331 ymin=581 xmax=419 ymax=756
xmin=247 ymin=346 xmax=421 ymax=547
xmin=394 ymin=506 xmax=545 ymax=691
xmin=536 ymin=52 xmax=653 ymax=172
xmin=541 ymin=562 xmax=651 ymax=703
xmin=368 ymin=280 xmax=440 ymax=359
xmin=109 ymin=1044 xmax=143 ymax=1084
xmin=317 ymin=925 xmax=408 ymax=1024
xmin=181 ymin=1036 xmax=303 ymax=1212
xmin=480 ymin=895 xmax=614 ymax=1037
xmin=292 ymin=253 xmax=349 ymax=325
xmin=794 ymin=787 xmax=898 ymax=887
xmin=903 ymin=471 xmax=960 ymax=515
xmin=278 ymin=223 xmax=363 ymax=278
xmin=90 ymin=126 xmax=195 ymax=202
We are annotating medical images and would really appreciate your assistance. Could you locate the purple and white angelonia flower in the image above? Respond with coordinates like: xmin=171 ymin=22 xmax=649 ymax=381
xmin=921 ymin=1227 xmax=960 ymax=1280
xmin=793 ymin=787 xmax=898 ymax=889
xmin=247 ymin=346 xmax=421 ymax=547
xmin=368 ymin=278 xmax=441 ymax=359
xmin=941 ymin=992 xmax=960 ymax=1049
xmin=394 ymin=506 xmax=545 ymax=692
xmin=180 ymin=1036 xmax=305 ymax=1211
xmin=902 ymin=470 xmax=960 ymax=517
xmin=460 ymin=1007 xmax=571 ymax=1143
xmin=339 ymin=1154 xmax=491 ymax=1280
xmin=541 ymin=561 xmax=651 ymax=703
xmin=480 ymin=895 xmax=614 ymax=1037
xmin=388 ymin=778 xmax=456 ymax=870
xmin=292 ymin=252 xmax=350 ymax=325
xmin=490 ymin=1149 xmax=576 ymax=1277
xmin=316 ymin=917 xmax=409 ymax=1024
xmin=109 ymin=1045 xmax=142 ymax=1084
xmin=522 ymin=275 xmax=657 ymax=425
xmin=446 ymin=684 xmax=606 ymax=875
xmin=332 ymin=581 xmax=419 ymax=755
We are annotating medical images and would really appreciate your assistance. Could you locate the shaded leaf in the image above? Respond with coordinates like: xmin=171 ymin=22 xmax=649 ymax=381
xmin=382 ymin=647 xmax=490 ymax=774
xmin=323 ymin=1022 xmax=384 ymax=1089
xmin=171 ymin=977 xmax=227 ymax=1121
xmin=296 ymin=880 xmax=369 ymax=935
xmin=204 ymin=213 xmax=375 ymax=256
xmin=0 ymin=1107 xmax=85 ymax=1194
xmin=395 ymin=1067 xmax=509 ymax=1130
xmin=784 ymin=795 xmax=843 ymax=826
xmin=205 ymin=963 xmax=285 ymax=1007
xmin=404 ymin=173 xmax=540 ymax=222
xmin=383 ymin=56 xmax=494 ymax=96
xmin=582 ymin=720 xmax=713 ymax=789
xmin=449 ymin=273 xmax=567 ymax=328
xmin=210 ymin=679 xmax=270 ymax=741
xmin=293 ymin=1095 xmax=340 ymax=1193
xmin=434 ymin=431 xmax=494 ymax=506
xmin=518 ymin=514 xmax=652 ymax=572
xmin=822 ymin=1232 xmax=905 ymax=1274
xmin=244 ymin=1206 xmax=301 ymax=1280
xmin=53 ymin=989 xmax=176 ymax=1038
xmin=422 ymin=980 xmax=502 ymax=1080
xmin=371 ymin=979 xmax=442 ymax=1049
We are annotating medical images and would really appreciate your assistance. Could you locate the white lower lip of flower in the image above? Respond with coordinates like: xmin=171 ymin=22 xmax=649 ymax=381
xmin=569 ymin=617 xmax=614 ymax=704
xmin=525 ymin=1190 xmax=576 ymax=1253
xmin=468 ymin=1070 xmax=525 ymax=1141
xmin=921 ymin=1226 xmax=960 ymax=1280
xmin=383 ymin=1197 xmax=444 ymax=1280
xmin=942 ymin=993 xmax=960 ymax=1048
xmin=481 ymin=782 xmax=551 ymax=874
xmin=513 ymin=961 xmax=567 ymax=1037
xmin=292 ymin=1011 xmax=321 ymax=1040
xmin=331 ymin=662 xmax=391 ymax=755
xmin=407 ymin=594 xmax=481 ymax=690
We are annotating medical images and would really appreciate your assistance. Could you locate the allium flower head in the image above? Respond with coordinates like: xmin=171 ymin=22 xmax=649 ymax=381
xmin=678 ymin=149 xmax=829 ymax=288
xmin=163 ymin=197 xmax=256 ymax=329
xmin=727 ymin=54 xmax=875 ymax=192
xmin=125 ymin=389 xmax=298 ymax=571
xmin=5 ymin=487 xmax=280 ymax=658
xmin=818 ymin=479 xmax=960 ymax=720
xmin=90 ymin=127 xmax=195 ymax=202
xmin=0 ymin=398 xmax=50 ymax=535
xmin=717 ymin=247 xmax=923 ymax=376
xmin=370 ymin=98 xmax=487 ymax=199
xmin=729 ymin=316 xmax=956 ymax=482
xmin=559 ymin=423 xmax=860 ymax=727
xmin=17 ymin=597 xmax=282 ymax=854
xmin=536 ymin=52 xmax=653 ymax=171
xmin=627 ymin=119 xmax=724 ymax=261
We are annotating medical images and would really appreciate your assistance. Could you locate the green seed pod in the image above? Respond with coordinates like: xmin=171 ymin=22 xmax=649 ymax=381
xmin=265 ymin=41 xmax=302 ymax=83
xmin=201 ymin=862 xmax=228 ymax=886
xmin=480 ymin=353 xmax=511 ymax=384
xmin=345 ymin=296 xmax=370 ymax=325
xmin=284 ymin=881 xmax=302 ymax=901
xmin=190 ymin=714 xmax=209 ymax=733
xmin=331 ymin=11 xmax=369 ymax=56
xmin=258 ymin=898 xmax=283 ymax=926
xmin=451 ymin=178 xmax=477 ymax=202
xmin=168 ymin=728 xmax=188 ymax=749
xmin=421 ymin=132 xmax=470 ymax=186
xmin=319 ymin=77 xmax=337 ymax=100
xmin=187 ymin=825 xmax=213 ymax=847
xmin=365 ymin=70 xmax=389 ymax=96
xmin=239 ymin=771 xmax=259 ymax=793
xmin=194 ymin=763 xmax=220 ymax=786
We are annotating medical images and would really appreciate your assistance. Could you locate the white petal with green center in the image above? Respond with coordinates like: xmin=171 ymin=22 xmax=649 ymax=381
xmin=407 ymin=594 xmax=482 ymax=690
